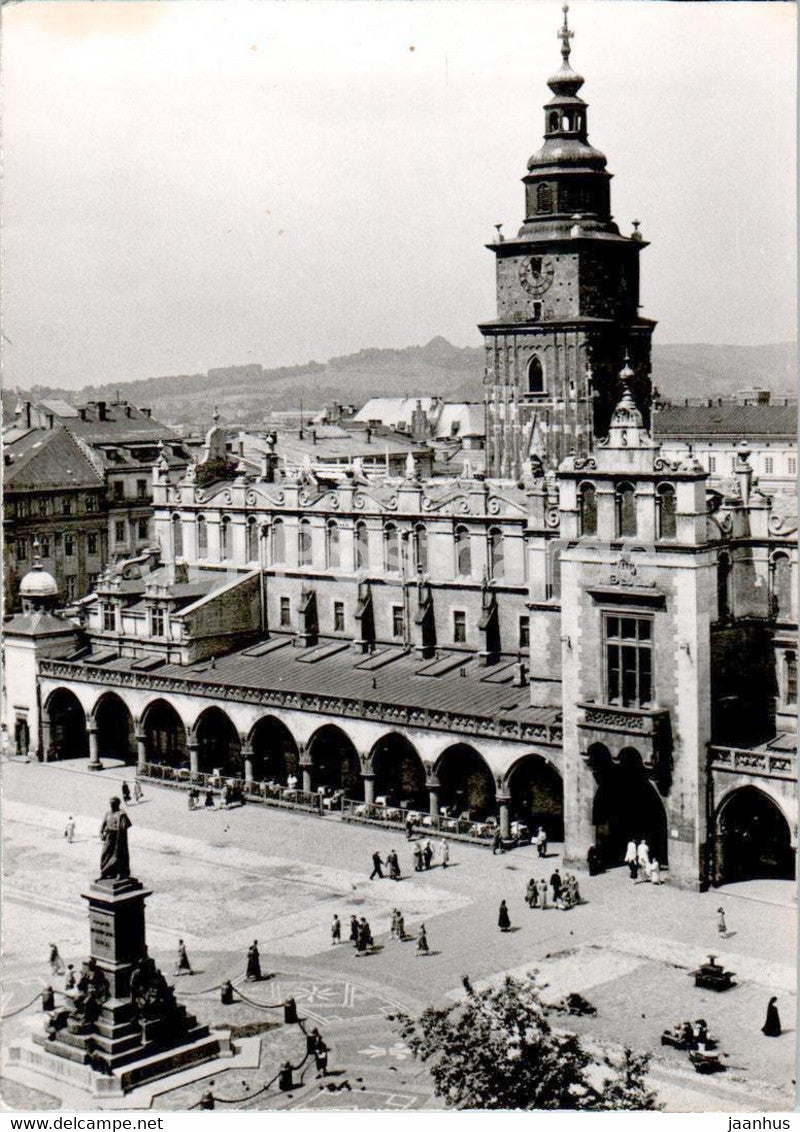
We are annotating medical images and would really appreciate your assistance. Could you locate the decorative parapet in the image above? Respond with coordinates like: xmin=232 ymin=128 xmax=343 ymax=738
xmin=578 ymin=701 xmax=669 ymax=737
xmin=38 ymin=659 xmax=563 ymax=748
xmin=709 ymin=744 xmax=797 ymax=782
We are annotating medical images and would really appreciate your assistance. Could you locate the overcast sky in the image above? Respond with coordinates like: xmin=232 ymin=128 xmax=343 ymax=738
xmin=2 ymin=0 xmax=796 ymax=390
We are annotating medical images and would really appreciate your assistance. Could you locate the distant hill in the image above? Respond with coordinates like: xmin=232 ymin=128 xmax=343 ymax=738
xmin=8 ymin=338 xmax=796 ymax=431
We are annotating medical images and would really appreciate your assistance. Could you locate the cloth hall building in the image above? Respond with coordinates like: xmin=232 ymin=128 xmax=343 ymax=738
xmin=4 ymin=11 xmax=797 ymax=891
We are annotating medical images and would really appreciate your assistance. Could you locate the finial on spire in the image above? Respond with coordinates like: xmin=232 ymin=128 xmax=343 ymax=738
xmin=32 ymin=538 xmax=41 ymax=565
xmin=559 ymin=3 xmax=574 ymax=64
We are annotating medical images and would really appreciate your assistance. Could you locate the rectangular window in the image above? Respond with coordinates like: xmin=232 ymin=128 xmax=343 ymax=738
xmin=280 ymin=596 xmax=291 ymax=627
xmin=38 ymin=498 xmax=49 ymax=516
xmin=65 ymin=576 xmax=77 ymax=601
xmin=786 ymin=651 xmax=797 ymax=707
xmin=87 ymin=533 xmax=98 ymax=555
xmin=519 ymin=615 xmax=530 ymax=650
xmin=115 ymin=520 xmax=126 ymax=542
xmin=64 ymin=535 xmax=75 ymax=557
xmin=86 ymin=495 xmax=96 ymax=512
xmin=532 ymin=301 xmax=542 ymax=321
xmin=40 ymin=538 xmax=50 ymax=558
xmin=604 ymin=614 xmax=653 ymax=708
xmin=103 ymin=603 xmax=116 ymax=632
xmin=16 ymin=540 xmax=27 ymax=561
xmin=113 ymin=481 xmax=124 ymax=500
xmin=333 ymin=601 xmax=345 ymax=633
xmin=62 ymin=498 xmax=72 ymax=515
xmin=151 ymin=607 xmax=165 ymax=637
xmin=764 ymin=456 xmax=774 ymax=475
xmin=788 ymin=456 xmax=797 ymax=477
xmin=138 ymin=518 xmax=149 ymax=540
xmin=136 ymin=479 xmax=148 ymax=500
xmin=392 ymin=605 xmax=405 ymax=638
xmin=453 ymin=610 xmax=467 ymax=644
xmin=88 ymin=573 xmax=100 ymax=589
xmin=708 ymin=456 xmax=716 ymax=474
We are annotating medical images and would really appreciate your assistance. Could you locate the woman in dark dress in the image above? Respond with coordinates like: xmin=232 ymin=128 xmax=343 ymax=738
xmin=246 ymin=940 xmax=262 ymax=981
xmin=498 ymin=900 xmax=511 ymax=932
xmin=762 ymin=996 xmax=781 ymax=1037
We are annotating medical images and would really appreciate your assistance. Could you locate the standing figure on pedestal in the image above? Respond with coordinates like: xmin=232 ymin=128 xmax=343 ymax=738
xmin=99 ymin=797 xmax=132 ymax=880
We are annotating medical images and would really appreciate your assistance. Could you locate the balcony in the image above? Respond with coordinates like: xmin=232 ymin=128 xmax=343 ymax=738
xmin=577 ymin=701 xmax=672 ymax=772
xmin=709 ymin=738 xmax=796 ymax=783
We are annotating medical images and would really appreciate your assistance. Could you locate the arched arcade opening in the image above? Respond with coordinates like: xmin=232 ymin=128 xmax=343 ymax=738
xmin=195 ymin=707 xmax=242 ymax=777
xmin=248 ymin=716 xmax=299 ymax=784
xmin=436 ymin=743 xmax=495 ymax=821
xmin=507 ymin=754 xmax=564 ymax=841
xmin=142 ymin=699 xmax=187 ymax=767
xmin=45 ymin=688 xmax=87 ymax=761
xmin=589 ymin=744 xmax=668 ymax=867
xmin=93 ymin=692 xmax=135 ymax=764
xmin=307 ymin=725 xmax=362 ymax=797
xmin=715 ymin=787 xmax=795 ymax=885
xmin=370 ymin=733 xmax=427 ymax=809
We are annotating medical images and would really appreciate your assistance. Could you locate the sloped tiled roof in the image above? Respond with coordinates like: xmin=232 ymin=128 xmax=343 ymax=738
xmin=654 ymin=403 xmax=797 ymax=440
xmin=4 ymin=428 xmax=103 ymax=490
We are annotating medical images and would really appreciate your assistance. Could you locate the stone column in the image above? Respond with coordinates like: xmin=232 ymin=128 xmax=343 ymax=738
xmin=40 ymin=718 xmax=52 ymax=763
xmin=135 ymin=728 xmax=147 ymax=771
xmin=188 ymin=738 xmax=199 ymax=779
xmin=426 ymin=775 xmax=440 ymax=821
xmin=242 ymin=742 xmax=254 ymax=786
xmin=299 ymin=746 xmax=312 ymax=793
xmin=87 ymin=723 xmax=103 ymax=771
xmin=362 ymin=772 xmax=375 ymax=806
xmin=497 ymin=794 xmax=511 ymax=840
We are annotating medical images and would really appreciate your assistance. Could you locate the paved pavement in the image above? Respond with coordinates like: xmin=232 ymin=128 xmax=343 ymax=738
xmin=1 ymin=758 xmax=796 ymax=1112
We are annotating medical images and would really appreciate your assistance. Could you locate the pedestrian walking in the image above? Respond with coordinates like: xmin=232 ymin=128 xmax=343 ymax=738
xmin=762 ymin=996 xmax=781 ymax=1037
xmin=562 ymin=875 xmax=574 ymax=910
xmin=416 ymin=923 xmax=429 ymax=955
xmin=396 ymin=911 xmax=406 ymax=940
xmin=538 ymin=878 xmax=549 ymax=909
xmin=625 ymin=839 xmax=638 ymax=880
xmin=204 ymin=789 xmax=215 ymax=808
xmin=498 ymin=900 xmax=511 ymax=932
xmin=369 ymin=851 xmax=384 ymax=880
xmin=525 ymin=878 xmax=537 ymax=908
xmin=188 ymin=790 xmax=196 ymax=811
xmin=572 ymin=874 xmax=582 ymax=905
xmin=587 ymin=844 xmax=602 ymax=875
xmin=349 ymin=915 xmax=359 ymax=945
xmin=49 ymin=943 xmax=65 ymax=977
xmin=423 ymin=840 xmax=433 ymax=870
xmin=650 ymin=859 xmax=662 ymax=885
xmin=717 ymin=907 xmax=727 ymax=936
xmin=65 ymin=964 xmax=76 ymax=991
xmin=492 ymin=830 xmax=505 ymax=855
xmin=246 ymin=940 xmax=262 ymax=981
xmin=390 ymin=909 xmax=399 ymax=939
xmin=550 ymin=869 xmax=563 ymax=907
xmin=64 ymin=816 xmax=76 ymax=844
xmin=314 ymin=1035 xmax=329 ymax=1077
xmin=331 ymin=915 xmax=341 ymax=945
xmin=175 ymin=939 xmax=194 ymax=975
xmin=413 ymin=844 xmax=424 ymax=872
xmin=41 ymin=986 xmax=55 ymax=1012
xmin=405 ymin=814 xmax=415 ymax=841
xmin=121 ymin=782 xmax=131 ymax=806
xmin=637 ymin=839 xmax=650 ymax=876
xmin=535 ymin=826 xmax=548 ymax=858
xmin=387 ymin=849 xmax=401 ymax=880
xmin=439 ymin=838 xmax=450 ymax=868
xmin=133 ymin=780 xmax=144 ymax=804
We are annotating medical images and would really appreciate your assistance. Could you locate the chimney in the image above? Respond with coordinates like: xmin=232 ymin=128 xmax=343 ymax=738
xmin=125 ymin=405 xmax=133 ymax=418
xmin=18 ymin=401 xmax=32 ymax=429
xmin=46 ymin=413 xmax=55 ymax=429
xmin=365 ymin=427 xmax=372 ymax=444
xmin=141 ymin=407 xmax=152 ymax=418
xmin=78 ymin=407 xmax=88 ymax=421
xmin=97 ymin=400 xmax=107 ymax=421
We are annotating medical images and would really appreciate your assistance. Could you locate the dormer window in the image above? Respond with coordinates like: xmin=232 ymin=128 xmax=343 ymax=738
xmin=151 ymin=606 xmax=165 ymax=637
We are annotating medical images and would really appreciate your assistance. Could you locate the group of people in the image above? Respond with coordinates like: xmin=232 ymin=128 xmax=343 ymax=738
xmin=369 ymin=839 xmax=450 ymax=879
xmin=524 ymin=869 xmax=581 ymax=911
xmin=369 ymin=849 xmax=402 ymax=880
xmin=624 ymin=839 xmax=662 ymax=884
xmin=120 ymin=781 xmax=144 ymax=807
xmin=331 ymin=909 xmax=429 ymax=954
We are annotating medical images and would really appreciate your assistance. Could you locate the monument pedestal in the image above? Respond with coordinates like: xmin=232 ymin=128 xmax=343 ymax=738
xmin=31 ymin=874 xmax=220 ymax=1094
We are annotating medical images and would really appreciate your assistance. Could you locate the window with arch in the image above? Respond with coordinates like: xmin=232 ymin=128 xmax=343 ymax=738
xmin=561 ymin=113 xmax=571 ymax=130
xmin=413 ymin=523 xmax=428 ymax=574
xmin=171 ymin=514 xmax=183 ymax=558
xmin=785 ymin=650 xmax=797 ymax=706
xmin=247 ymin=517 xmax=260 ymax=562
xmin=770 ymin=553 xmax=792 ymax=619
xmin=326 ymin=520 xmax=341 ymax=570
xmin=528 ymin=356 xmax=545 ymax=395
xmin=656 ymin=483 xmax=677 ymax=540
xmin=548 ymin=110 xmax=560 ymax=132
xmin=615 ymin=482 xmax=637 ymax=538
xmin=355 ymin=521 xmax=369 ymax=571
xmin=197 ymin=515 xmax=207 ymax=559
xmin=717 ymin=553 xmax=732 ymax=620
xmin=298 ymin=519 xmax=312 ymax=566
xmin=454 ymin=525 xmax=471 ymax=578
xmin=384 ymin=523 xmax=400 ymax=573
xmin=220 ymin=515 xmax=232 ymax=559
xmin=488 ymin=526 xmax=504 ymax=579
xmin=272 ymin=518 xmax=285 ymax=564
xmin=578 ymin=482 xmax=597 ymax=536
xmin=536 ymin=183 xmax=553 ymax=213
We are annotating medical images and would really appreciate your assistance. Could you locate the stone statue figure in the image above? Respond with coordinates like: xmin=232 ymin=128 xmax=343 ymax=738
xmin=99 ymin=797 xmax=132 ymax=879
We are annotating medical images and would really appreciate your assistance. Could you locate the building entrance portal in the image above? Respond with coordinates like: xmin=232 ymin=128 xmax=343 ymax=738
xmin=94 ymin=692 xmax=136 ymax=764
xmin=589 ymin=745 xmax=668 ymax=868
xmin=45 ymin=689 xmax=87 ymax=761
xmin=715 ymin=787 xmax=795 ymax=885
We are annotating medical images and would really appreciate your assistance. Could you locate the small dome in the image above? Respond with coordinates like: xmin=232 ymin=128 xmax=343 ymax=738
xmin=19 ymin=563 xmax=59 ymax=599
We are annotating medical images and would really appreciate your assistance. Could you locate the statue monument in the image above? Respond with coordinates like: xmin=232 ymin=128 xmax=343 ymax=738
xmin=24 ymin=797 xmax=223 ymax=1096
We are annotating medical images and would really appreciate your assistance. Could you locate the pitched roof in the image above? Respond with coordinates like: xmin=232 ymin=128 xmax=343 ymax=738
xmin=4 ymin=428 xmax=104 ymax=490
xmin=654 ymin=403 xmax=797 ymax=440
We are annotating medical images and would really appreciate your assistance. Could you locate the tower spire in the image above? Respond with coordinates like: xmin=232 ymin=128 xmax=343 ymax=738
xmin=559 ymin=3 xmax=574 ymax=66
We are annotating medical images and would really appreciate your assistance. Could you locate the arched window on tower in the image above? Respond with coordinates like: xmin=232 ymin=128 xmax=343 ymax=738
xmin=197 ymin=515 xmax=207 ymax=559
xmin=561 ymin=113 xmax=571 ymax=130
xmin=488 ymin=527 xmax=504 ymax=579
xmin=548 ymin=110 xmax=560 ymax=132
xmin=171 ymin=514 xmax=183 ymax=558
xmin=326 ymin=520 xmax=341 ymax=570
xmin=615 ymin=483 xmax=637 ymax=538
xmin=413 ymin=523 xmax=428 ymax=574
xmin=656 ymin=483 xmax=677 ymax=540
xmin=220 ymin=516 xmax=232 ymax=560
xmin=528 ymin=356 xmax=545 ymax=395
xmin=247 ymin=517 xmax=259 ymax=562
xmin=272 ymin=518 xmax=285 ymax=564
xmin=355 ymin=521 xmax=369 ymax=571
xmin=298 ymin=518 xmax=312 ymax=566
xmin=384 ymin=523 xmax=400 ymax=573
xmin=578 ymin=482 xmax=597 ymax=536
xmin=537 ymin=183 xmax=553 ymax=214
xmin=770 ymin=552 xmax=792 ymax=619
xmin=455 ymin=525 xmax=471 ymax=578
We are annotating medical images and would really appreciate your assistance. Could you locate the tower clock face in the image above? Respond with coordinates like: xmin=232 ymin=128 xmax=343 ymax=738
xmin=519 ymin=256 xmax=555 ymax=297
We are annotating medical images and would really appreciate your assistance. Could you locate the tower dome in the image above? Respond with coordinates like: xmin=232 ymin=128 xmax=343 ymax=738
xmin=19 ymin=544 xmax=59 ymax=611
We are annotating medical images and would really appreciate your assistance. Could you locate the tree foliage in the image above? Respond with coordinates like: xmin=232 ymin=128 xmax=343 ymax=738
xmin=393 ymin=974 xmax=660 ymax=1111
